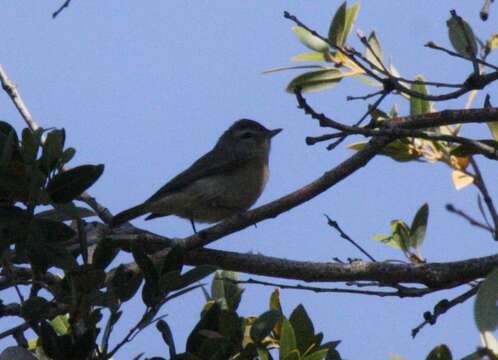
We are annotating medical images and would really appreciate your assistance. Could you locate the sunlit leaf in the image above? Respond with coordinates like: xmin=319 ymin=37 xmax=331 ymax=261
xmin=291 ymin=52 xmax=328 ymax=62
xmin=451 ymin=170 xmax=474 ymax=190
xmin=365 ymin=32 xmax=383 ymax=70
xmin=343 ymin=3 xmax=361 ymax=46
xmin=410 ymin=75 xmax=431 ymax=116
xmin=286 ymin=68 xmax=347 ymax=93
xmin=292 ymin=26 xmax=330 ymax=52
xmin=348 ymin=140 xmax=420 ymax=162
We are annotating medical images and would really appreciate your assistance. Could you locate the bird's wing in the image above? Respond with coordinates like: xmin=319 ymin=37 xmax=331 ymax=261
xmin=145 ymin=147 xmax=250 ymax=204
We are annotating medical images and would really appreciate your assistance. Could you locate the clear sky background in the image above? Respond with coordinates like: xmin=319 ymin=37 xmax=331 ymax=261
xmin=1 ymin=1 xmax=498 ymax=359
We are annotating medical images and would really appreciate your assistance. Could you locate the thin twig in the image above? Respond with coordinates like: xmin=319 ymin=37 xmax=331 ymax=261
xmin=232 ymin=277 xmax=435 ymax=297
xmin=52 ymin=0 xmax=73 ymax=18
xmin=469 ymin=158 xmax=498 ymax=239
xmin=324 ymin=215 xmax=376 ymax=262
xmin=446 ymin=204 xmax=494 ymax=233
xmin=0 ymin=65 xmax=40 ymax=131
xmin=411 ymin=284 xmax=479 ymax=337
xmin=425 ymin=42 xmax=498 ymax=71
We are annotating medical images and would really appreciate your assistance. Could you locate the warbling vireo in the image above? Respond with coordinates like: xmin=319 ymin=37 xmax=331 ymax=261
xmin=112 ymin=119 xmax=281 ymax=231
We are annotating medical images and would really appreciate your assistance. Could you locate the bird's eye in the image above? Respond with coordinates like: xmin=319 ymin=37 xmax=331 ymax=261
xmin=240 ymin=131 xmax=253 ymax=139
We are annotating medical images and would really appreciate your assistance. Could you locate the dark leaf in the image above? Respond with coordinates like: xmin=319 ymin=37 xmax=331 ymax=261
xmin=29 ymin=217 xmax=76 ymax=243
xmin=409 ymin=203 xmax=429 ymax=250
xmin=39 ymin=321 xmax=63 ymax=360
xmin=160 ymin=245 xmax=184 ymax=275
xmin=110 ymin=264 xmax=143 ymax=302
xmin=46 ymin=164 xmax=104 ymax=203
xmin=250 ymin=310 xmax=281 ymax=344
xmin=132 ymin=244 xmax=160 ymax=306
xmin=186 ymin=302 xmax=221 ymax=355
xmin=21 ymin=128 xmax=42 ymax=164
xmin=60 ymin=148 xmax=76 ymax=166
xmin=426 ymin=344 xmax=452 ymax=360
xmin=36 ymin=204 xmax=96 ymax=222
xmin=157 ymin=319 xmax=177 ymax=357
xmin=289 ymin=304 xmax=315 ymax=354
xmin=92 ymin=238 xmax=119 ymax=270
xmin=328 ymin=2 xmax=347 ymax=46
xmin=0 ymin=122 xmax=20 ymax=163
xmin=321 ymin=341 xmax=342 ymax=360
xmin=40 ymin=129 xmax=65 ymax=174
xmin=20 ymin=296 xmax=51 ymax=323
xmin=447 ymin=13 xmax=478 ymax=57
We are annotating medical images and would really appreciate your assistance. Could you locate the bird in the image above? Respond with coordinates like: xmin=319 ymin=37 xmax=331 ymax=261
xmin=112 ymin=119 xmax=282 ymax=231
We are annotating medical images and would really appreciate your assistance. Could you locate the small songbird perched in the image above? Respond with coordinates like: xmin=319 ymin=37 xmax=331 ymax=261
xmin=112 ymin=119 xmax=282 ymax=231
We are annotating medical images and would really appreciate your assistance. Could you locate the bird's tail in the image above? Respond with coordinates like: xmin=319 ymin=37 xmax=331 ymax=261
xmin=112 ymin=203 xmax=148 ymax=227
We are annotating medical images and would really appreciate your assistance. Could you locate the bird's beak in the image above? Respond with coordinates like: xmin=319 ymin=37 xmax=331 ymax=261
xmin=267 ymin=128 xmax=283 ymax=138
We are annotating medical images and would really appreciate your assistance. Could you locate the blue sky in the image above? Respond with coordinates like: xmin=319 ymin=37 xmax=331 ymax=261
xmin=1 ymin=1 xmax=498 ymax=359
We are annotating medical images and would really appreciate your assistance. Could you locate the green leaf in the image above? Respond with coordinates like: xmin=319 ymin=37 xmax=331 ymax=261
xmin=257 ymin=347 xmax=272 ymax=360
xmin=343 ymin=3 xmax=360 ymax=46
xmin=328 ymin=2 xmax=347 ymax=47
xmin=292 ymin=26 xmax=330 ymax=53
xmin=280 ymin=319 xmax=298 ymax=360
xmin=250 ymin=310 xmax=281 ymax=343
xmin=303 ymin=349 xmax=330 ymax=360
xmin=410 ymin=75 xmax=431 ymax=115
xmin=447 ymin=13 xmax=478 ymax=57
xmin=291 ymin=52 xmax=328 ymax=62
xmin=50 ymin=315 xmax=70 ymax=336
xmin=286 ymin=68 xmax=346 ymax=93
xmin=391 ymin=220 xmax=411 ymax=252
xmin=348 ymin=140 xmax=420 ymax=162
xmin=36 ymin=204 xmax=96 ymax=222
xmin=289 ymin=304 xmax=315 ymax=354
xmin=46 ymin=164 xmax=104 ymax=203
xmin=426 ymin=344 xmax=452 ymax=360
xmin=365 ymin=32 xmax=383 ymax=70
xmin=409 ymin=203 xmax=429 ymax=250
xmin=157 ymin=319 xmax=176 ymax=358
xmin=474 ymin=267 xmax=498 ymax=333
xmin=211 ymin=271 xmax=243 ymax=311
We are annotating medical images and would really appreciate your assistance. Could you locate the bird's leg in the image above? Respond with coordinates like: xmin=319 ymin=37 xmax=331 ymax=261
xmin=190 ymin=218 xmax=198 ymax=234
